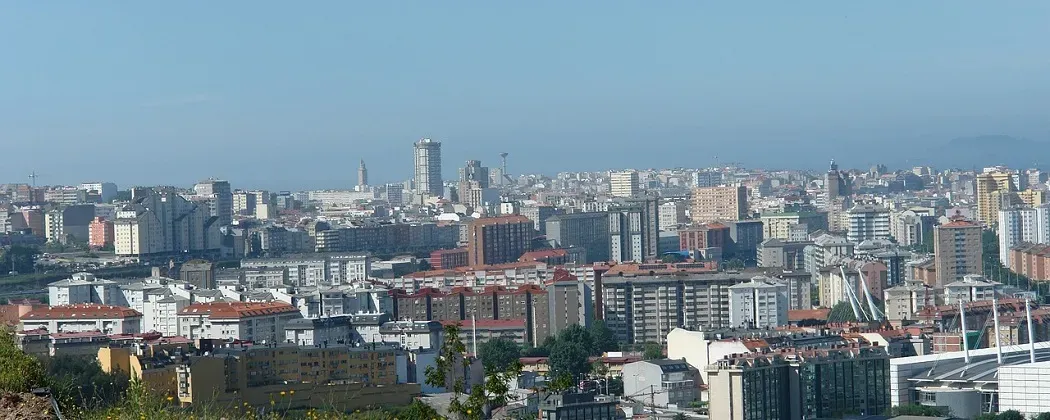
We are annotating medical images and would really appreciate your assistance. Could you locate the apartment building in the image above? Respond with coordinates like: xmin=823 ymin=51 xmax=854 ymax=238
xmin=20 ymin=304 xmax=143 ymax=334
xmin=976 ymin=170 xmax=1016 ymax=225
xmin=690 ymin=185 xmax=748 ymax=224
xmin=176 ymin=301 xmax=303 ymax=343
xmin=546 ymin=212 xmax=610 ymax=263
xmin=608 ymin=198 xmax=659 ymax=263
xmin=466 ymin=215 xmax=534 ymax=266
xmin=728 ymin=277 xmax=789 ymax=329
xmin=934 ymin=218 xmax=983 ymax=287
xmin=601 ymin=272 xmax=755 ymax=345
xmin=678 ymin=222 xmax=730 ymax=253
xmin=846 ymin=203 xmax=891 ymax=243
xmin=658 ymin=200 xmax=688 ymax=231
xmin=760 ymin=211 xmax=827 ymax=241
xmin=88 ymin=216 xmax=114 ymax=248
xmin=48 ymin=272 xmax=123 ymax=306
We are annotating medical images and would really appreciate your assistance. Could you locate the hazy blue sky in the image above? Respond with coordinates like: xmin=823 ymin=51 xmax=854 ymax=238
xmin=2 ymin=2 xmax=1050 ymax=190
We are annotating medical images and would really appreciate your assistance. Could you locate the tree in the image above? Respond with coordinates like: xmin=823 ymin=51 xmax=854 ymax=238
xmin=394 ymin=399 xmax=442 ymax=419
xmin=643 ymin=343 xmax=663 ymax=360
xmin=417 ymin=259 xmax=432 ymax=272
xmin=995 ymin=410 xmax=1025 ymax=420
xmin=660 ymin=253 xmax=684 ymax=263
xmin=0 ymin=245 xmax=39 ymax=275
xmin=556 ymin=325 xmax=594 ymax=355
xmin=478 ymin=338 xmax=520 ymax=372
xmin=426 ymin=323 xmax=522 ymax=419
xmin=587 ymin=320 xmax=619 ymax=355
xmin=1033 ymin=413 xmax=1050 ymax=420
xmin=0 ymin=331 xmax=48 ymax=393
xmin=521 ymin=346 xmax=549 ymax=358
xmin=548 ymin=340 xmax=590 ymax=380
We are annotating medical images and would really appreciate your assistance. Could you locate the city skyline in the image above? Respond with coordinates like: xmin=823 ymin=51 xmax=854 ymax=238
xmin=2 ymin=2 xmax=1050 ymax=189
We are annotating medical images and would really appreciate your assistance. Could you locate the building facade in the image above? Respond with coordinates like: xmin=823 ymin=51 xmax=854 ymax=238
xmin=690 ymin=185 xmax=749 ymax=224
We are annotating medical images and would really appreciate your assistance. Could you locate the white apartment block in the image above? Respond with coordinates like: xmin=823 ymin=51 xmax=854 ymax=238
xmin=658 ymin=200 xmax=687 ymax=232
xmin=328 ymin=253 xmax=372 ymax=284
xmin=728 ymin=277 xmax=790 ymax=329
xmin=20 ymin=304 xmax=143 ymax=334
xmin=998 ymin=205 xmax=1050 ymax=266
xmin=177 ymin=301 xmax=303 ymax=343
xmin=48 ymin=273 xmax=124 ymax=306
xmin=943 ymin=274 xmax=1000 ymax=305
xmin=847 ymin=203 xmax=891 ymax=243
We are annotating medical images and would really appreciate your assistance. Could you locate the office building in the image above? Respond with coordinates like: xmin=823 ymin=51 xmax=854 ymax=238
xmin=934 ymin=217 xmax=983 ymax=287
xmin=708 ymin=344 xmax=889 ymax=420
xmin=846 ymin=203 xmax=891 ymax=243
xmin=728 ymin=277 xmax=790 ymax=329
xmin=520 ymin=205 xmax=561 ymax=234
xmin=658 ymin=200 xmax=688 ymax=231
xmin=727 ymin=220 xmax=764 ymax=262
xmin=467 ymin=215 xmax=533 ymax=266
xmin=891 ymin=208 xmax=938 ymax=247
xmin=457 ymin=160 xmax=489 ymax=205
xmin=608 ymin=198 xmax=659 ymax=263
xmin=194 ymin=179 xmax=233 ymax=225
xmin=539 ymin=392 xmax=621 ymax=420
xmin=413 ymin=138 xmax=443 ymax=197
xmin=621 ymin=359 xmax=701 ymax=408
xmin=546 ymin=212 xmax=610 ymax=263
xmin=609 ymin=171 xmax=640 ymax=198
xmin=690 ymin=185 xmax=749 ymax=223
xmin=231 ymin=191 xmax=256 ymax=216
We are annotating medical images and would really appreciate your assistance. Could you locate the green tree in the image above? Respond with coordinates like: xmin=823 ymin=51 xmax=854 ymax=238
xmin=478 ymin=338 xmax=520 ymax=372
xmin=0 ymin=331 xmax=48 ymax=393
xmin=548 ymin=340 xmax=590 ymax=380
xmin=394 ymin=399 xmax=442 ymax=419
xmin=426 ymin=323 xmax=522 ymax=420
xmin=45 ymin=355 xmax=129 ymax=410
xmin=660 ymin=253 xmax=684 ymax=263
xmin=1033 ymin=413 xmax=1050 ymax=420
xmin=556 ymin=325 xmax=593 ymax=355
xmin=642 ymin=343 xmax=663 ymax=360
xmin=587 ymin=320 xmax=619 ymax=355
xmin=0 ymin=245 xmax=39 ymax=275
xmin=995 ymin=410 xmax=1025 ymax=420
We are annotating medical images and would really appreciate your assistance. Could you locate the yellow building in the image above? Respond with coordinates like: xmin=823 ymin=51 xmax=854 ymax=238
xmin=1018 ymin=189 xmax=1045 ymax=207
xmin=691 ymin=185 xmax=749 ymax=224
xmin=98 ymin=343 xmax=191 ymax=396
xmin=976 ymin=171 xmax=1015 ymax=225
xmin=176 ymin=344 xmax=408 ymax=410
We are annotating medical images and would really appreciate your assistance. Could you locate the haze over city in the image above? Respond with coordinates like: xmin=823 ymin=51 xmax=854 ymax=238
xmin=3 ymin=2 xmax=1050 ymax=190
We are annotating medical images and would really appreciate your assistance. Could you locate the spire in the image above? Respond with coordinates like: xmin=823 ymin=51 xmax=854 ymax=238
xmin=829 ymin=159 xmax=838 ymax=171
xmin=357 ymin=159 xmax=368 ymax=187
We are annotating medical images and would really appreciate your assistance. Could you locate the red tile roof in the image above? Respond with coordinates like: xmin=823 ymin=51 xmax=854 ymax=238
xmin=178 ymin=301 xmax=298 ymax=319
xmin=21 ymin=304 xmax=142 ymax=320
xmin=789 ymin=309 xmax=831 ymax=322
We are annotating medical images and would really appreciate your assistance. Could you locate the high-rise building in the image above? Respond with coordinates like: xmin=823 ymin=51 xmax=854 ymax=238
xmin=608 ymin=198 xmax=659 ymax=263
xmin=545 ymin=212 xmax=611 ymax=263
xmin=114 ymin=190 xmax=223 ymax=257
xmin=232 ymin=191 xmax=257 ymax=217
xmin=609 ymin=171 xmax=640 ymax=198
xmin=78 ymin=182 xmax=118 ymax=203
xmin=933 ymin=217 xmax=983 ymax=287
xmin=846 ymin=203 xmax=891 ymax=243
xmin=998 ymin=205 xmax=1050 ymax=266
xmin=357 ymin=160 xmax=368 ymax=187
xmin=457 ymin=160 xmax=490 ymax=206
xmin=690 ymin=186 xmax=748 ymax=223
xmin=194 ymin=179 xmax=233 ymax=225
xmin=466 ymin=215 xmax=533 ymax=266
xmin=976 ymin=170 xmax=1016 ymax=225
xmin=413 ymin=138 xmax=443 ymax=197
xmin=825 ymin=159 xmax=852 ymax=200
xmin=760 ymin=212 xmax=827 ymax=240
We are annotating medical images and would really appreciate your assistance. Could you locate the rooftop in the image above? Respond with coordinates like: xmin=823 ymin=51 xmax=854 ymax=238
xmin=178 ymin=301 xmax=298 ymax=319
xmin=21 ymin=304 xmax=142 ymax=320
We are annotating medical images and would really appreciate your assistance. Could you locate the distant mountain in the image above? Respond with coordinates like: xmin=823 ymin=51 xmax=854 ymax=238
xmin=921 ymin=135 xmax=1049 ymax=170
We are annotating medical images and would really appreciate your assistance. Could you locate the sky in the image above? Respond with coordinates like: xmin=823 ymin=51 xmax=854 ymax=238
xmin=2 ymin=2 xmax=1050 ymax=191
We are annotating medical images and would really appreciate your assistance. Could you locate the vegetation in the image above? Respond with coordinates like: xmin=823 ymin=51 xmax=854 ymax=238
xmin=660 ymin=253 xmax=684 ymax=263
xmin=477 ymin=338 xmax=520 ymax=372
xmin=972 ymin=410 xmax=1024 ymax=420
xmin=723 ymin=258 xmax=745 ymax=271
xmin=642 ymin=343 xmax=663 ymax=360
xmin=0 ymin=245 xmax=40 ymax=276
xmin=426 ymin=323 xmax=522 ymax=419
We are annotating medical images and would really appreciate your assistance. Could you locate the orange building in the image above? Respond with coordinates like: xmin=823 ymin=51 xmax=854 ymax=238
xmin=89 ymin=216 xmax=114 ymax=249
